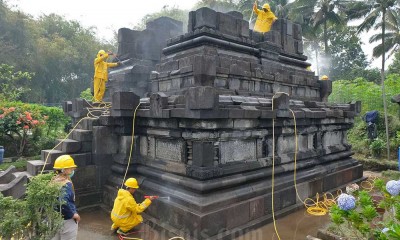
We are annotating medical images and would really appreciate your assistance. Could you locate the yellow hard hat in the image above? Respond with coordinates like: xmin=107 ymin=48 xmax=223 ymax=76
xmin=124 ymin=178 xmax=139 ymax=189
xmin=262 ymin=3 xmax=271 ymax=11
xmin=321 ymin=75 xmax=329 ymax=80
xmin=98 ymin=50 xmax=106 ymax=55
xmin=53 ymin=155 xmax=77 ymax=169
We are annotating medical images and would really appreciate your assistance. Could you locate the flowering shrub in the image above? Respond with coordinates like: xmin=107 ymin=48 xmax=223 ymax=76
xmin=0 ymin=107 xmax=45 ymax=156
xmin=328 ymin=179 xmax=400 ymax=240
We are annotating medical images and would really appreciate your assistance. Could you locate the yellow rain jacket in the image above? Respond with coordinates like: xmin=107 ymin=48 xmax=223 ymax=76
xmin=111 ymin=189 xmax=152 ymax=232
xmin=94 ymin=51 xmax=118 ymax=81
xmin=93 ymin=51 xmax=118 ymax=102
xmin=253 ymin=3 xmax=277 ymax=33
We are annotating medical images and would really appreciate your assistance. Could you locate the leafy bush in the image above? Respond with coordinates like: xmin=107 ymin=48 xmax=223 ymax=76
xmin=80 ymin=88 xmax=93 ymax=101
xmin=347 ymin=113 xmax=400 ymax=159
xmin=0 ymin=107 xmax=46 ymax=156
xmin=0 ymin=102 xmax=69 ymax=157
xmin=371 ymin=138 xmax=386 ymax=158
xmin=0 ymin=173 xmax=64 ymax=239
xmin=327 ymin=178 xmax=400 ymax=239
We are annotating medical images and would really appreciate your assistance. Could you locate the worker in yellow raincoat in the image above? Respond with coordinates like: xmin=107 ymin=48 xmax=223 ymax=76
xmin=93 ymin=50 xmax=120 ymax=102
xmin=111 ymin=178 xmax=156 ymax=235
xmin=253 ymin=1 xmax=278 ymax=33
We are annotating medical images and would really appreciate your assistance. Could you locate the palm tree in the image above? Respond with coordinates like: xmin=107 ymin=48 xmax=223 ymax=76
xmin=369 ymin=9 xmax=400 ymax=59
xmin=291 ymin=0 xmax=346 ymax=54
xmin=347 ymin=0 xmax=398 ymax=160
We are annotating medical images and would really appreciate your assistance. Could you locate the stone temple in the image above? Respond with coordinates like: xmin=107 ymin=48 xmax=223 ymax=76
xmin=2 ymin=7 xmax=363 ymax=240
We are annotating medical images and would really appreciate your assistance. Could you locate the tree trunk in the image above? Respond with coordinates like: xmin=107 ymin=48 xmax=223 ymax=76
xmin=381 ymin=8 xmax=390 ymax=160
xmin=324 ymin=19 xmax=328 ymax=54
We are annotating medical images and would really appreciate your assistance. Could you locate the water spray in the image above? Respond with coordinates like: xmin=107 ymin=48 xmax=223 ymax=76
xmin=144 ymin=195 xmax=170 ymax=200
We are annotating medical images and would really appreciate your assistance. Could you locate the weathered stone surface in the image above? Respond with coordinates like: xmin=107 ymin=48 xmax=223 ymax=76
xmin=0 ymin=166 xmax=17 ymax=184
xmin=192 ymin=141 xmax=215 ymax=167
xmin=92 ymin=126 xmax=118 ymax=154
xmin=112 ymin=91 xmax=141 ymax=110
xmin=220 ymin=140 xmax=256 ymax=163
xmin=186 ymin=86 xmax=217 ymax=110
xmin=150 ymin=92 xmax=168 ymax=118
xmin=155 ymin=139 xmax=186 ymax=162
xmin=27 ymin=160 xmax=51 ymax=176
xmin=272 ymin=92 xmax=290 ymax=110
xmin=194 ymin=7 xmax=217 ymax=30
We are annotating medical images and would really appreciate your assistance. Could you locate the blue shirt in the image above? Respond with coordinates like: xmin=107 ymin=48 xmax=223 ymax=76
xmin=57 ymin=182 xmax=77 ymax=220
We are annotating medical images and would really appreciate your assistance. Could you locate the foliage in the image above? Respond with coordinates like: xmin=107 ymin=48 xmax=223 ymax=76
xmin=329 ymin=75 xmax=400 ymax=116
xmin=290 ymin=0 xmax=346 ymax=54
xmin=353 ymin=154 xmax=398 ymax=171
xmin=0 ymin=64 xmax=33 ymax=102
xmin=370 ymin=138 xmax=386 ymax=157
xmin=389 ymin=51 xmax=400 ymax=74
xmin=369 ymin=9 xmax=400 ymax=59
xmin=0 ymin=1 xmax=110 ymax=103
xmin=328 ymin=179 xmax=400 ymax=240
xmin=0 ymin=106 xmax=45 ymax=156
xmin=0 ymin=101 xmax=69 ymax=157
xmin=327 ymin=25 xmax=369 ymax=80
xmin=134 ymin=5 xmax=188 ymax=30
xmin=0 ymin=173 xmax=64 ymax=239
xmin=383 ymin=170 xmax=400 ymax=181
xmin=80 ymin=88 xmax=93 ymax=101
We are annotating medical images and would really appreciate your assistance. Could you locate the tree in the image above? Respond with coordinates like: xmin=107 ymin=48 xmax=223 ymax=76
xmin=0 ymin=64 xmax=33 ymax=102
xmin=369 ymin=9 xmax=400 ymax=59
xmin=389 ymin=50 xmax=400 ymax=74
xmin=347 ymin=0 xmax=398 ymax=159
xmin=134 ymin=5 xmax=188 ymax=30
xmin=291 ymin=0 xmax=346 ymax=54
xmin=328 ymin=26 xmax=369 ymax=80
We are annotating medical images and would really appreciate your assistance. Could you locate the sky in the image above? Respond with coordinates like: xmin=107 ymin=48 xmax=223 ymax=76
xmin=6 ymin=0 xmax=391 ymax=69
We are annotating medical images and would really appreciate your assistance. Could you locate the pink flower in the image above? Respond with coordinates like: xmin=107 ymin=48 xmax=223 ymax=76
xmin=0 ymin=114 xmax=4 ymax=119
xmin=23 ymin=125 xmax=29 ymax=129
xmin=16 ymin=121 xmax=21 ymax=124
xmin=32 ymin=120 xmax=39 ymax=125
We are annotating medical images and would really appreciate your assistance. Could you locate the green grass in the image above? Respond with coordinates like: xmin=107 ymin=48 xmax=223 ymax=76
xmin=353 ymin=153 xmax=398 ymax=171
xmin=0 ymin=155 xmax=40 ymax=171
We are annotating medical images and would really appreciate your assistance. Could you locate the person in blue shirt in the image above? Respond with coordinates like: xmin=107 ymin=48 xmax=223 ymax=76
xmin=51 ymin=155 xmax=80 ymax=240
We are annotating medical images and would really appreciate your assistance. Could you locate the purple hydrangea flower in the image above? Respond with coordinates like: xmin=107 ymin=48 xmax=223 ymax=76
xmin=386 ymin=180 xmax=400 ymax=196
xmin=337 ymin=193 xmax=356 ymax=211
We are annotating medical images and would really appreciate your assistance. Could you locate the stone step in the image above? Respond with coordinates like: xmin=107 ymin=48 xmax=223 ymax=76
xmin=76 ymin=118 xmax=98 ymax=130
xmin=41 ymin=150 xmax=92 ymax=167
xmin=41 ymin=149 xmax=64 ymax=164
xmin=55 ymin=139 xmax=82 ymax=153
xmin=0 ymin=165 xmax=17 ymax=184
xmin=71 ymin=129 xmax=93 ymax=142
xmin=27 ymin=160 xmax=52 ymax=176
xmin=0 ymin=172 xmax=27 ymax=199
xmin=13 ymin=171 xmax=33 ymax=180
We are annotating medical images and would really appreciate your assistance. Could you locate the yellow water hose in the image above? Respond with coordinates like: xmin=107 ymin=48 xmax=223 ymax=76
xmin=120 ymin=103 xmax=141 ymax=188
xmin=271 ymin=94 xmax=282 ymax=240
